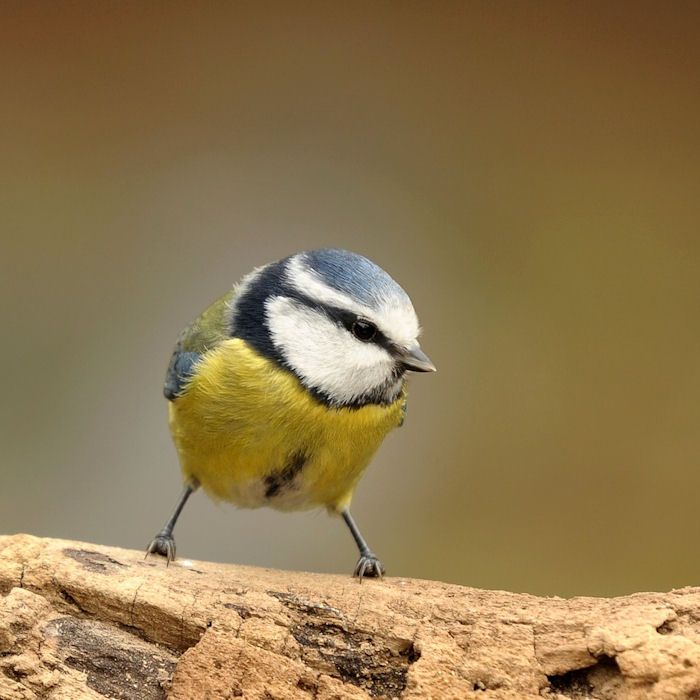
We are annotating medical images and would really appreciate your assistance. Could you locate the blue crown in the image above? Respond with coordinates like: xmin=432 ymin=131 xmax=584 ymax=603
xmin=303 ymin=249 xmax=409 ymax=310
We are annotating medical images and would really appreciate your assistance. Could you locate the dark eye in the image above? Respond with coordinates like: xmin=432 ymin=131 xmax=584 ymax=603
xmin=351 ymin=318 xmax=377 ymax=342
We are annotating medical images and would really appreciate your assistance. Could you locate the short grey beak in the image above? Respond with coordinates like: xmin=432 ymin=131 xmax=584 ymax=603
xmin=398 ymin=345 xmax=437 ymax=373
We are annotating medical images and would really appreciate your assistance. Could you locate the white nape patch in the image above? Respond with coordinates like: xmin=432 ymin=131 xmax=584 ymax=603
xmin=285 ymin=256 xmax=420 ymax=348
xmin=265 ymin=296 xmax=398 ymax=405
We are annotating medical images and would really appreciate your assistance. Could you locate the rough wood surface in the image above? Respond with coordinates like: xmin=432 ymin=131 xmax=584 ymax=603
xmin=1 ymin=535 xmax=700 ymax=699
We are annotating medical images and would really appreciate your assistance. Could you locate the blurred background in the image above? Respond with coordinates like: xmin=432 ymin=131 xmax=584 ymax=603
xmin=1 ymin=2 xmax=699 ymax=598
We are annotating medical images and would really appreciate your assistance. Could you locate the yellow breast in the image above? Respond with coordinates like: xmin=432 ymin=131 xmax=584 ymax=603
xmin=168 ymin=338 xmax=405 ymax=512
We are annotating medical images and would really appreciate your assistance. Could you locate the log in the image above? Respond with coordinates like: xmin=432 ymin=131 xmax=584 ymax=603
xmin=1 ymin=534 xmax=699 ymax=699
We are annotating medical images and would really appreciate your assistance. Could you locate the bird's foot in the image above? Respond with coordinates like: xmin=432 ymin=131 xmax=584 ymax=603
xmin=145 ymin=531 xmax=176 ymax=565
xmin=353 ymin=553 xmax=385 ymax=581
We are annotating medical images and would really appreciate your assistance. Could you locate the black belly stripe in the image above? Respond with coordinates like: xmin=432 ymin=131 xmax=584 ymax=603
xmin=264 ymin=452 xmax=308 ymax=499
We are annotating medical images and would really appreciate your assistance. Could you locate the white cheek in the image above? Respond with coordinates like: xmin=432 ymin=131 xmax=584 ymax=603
xmin=265 ymin=296 xmax=395 ymax=404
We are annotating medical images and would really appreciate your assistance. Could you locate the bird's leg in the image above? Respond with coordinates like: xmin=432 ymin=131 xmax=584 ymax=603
xmin=341 ymin=508 xmax=385 ymax=580
xmin=145 ymin=481 xmax=198 ymax=565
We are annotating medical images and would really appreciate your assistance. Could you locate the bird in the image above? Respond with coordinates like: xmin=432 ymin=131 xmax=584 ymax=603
xmin=145 ymin=248 xmax=435 ymax=579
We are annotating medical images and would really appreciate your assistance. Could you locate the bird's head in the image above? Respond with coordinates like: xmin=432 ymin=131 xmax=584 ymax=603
xmin=232 ymin=249 xmax=435 ymax=408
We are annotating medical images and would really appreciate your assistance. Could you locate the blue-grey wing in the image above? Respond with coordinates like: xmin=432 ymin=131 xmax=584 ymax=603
xmin=164 ymin=349 xmax=201 ymax=400
xmin=163 ymin=288 xmax=237 ymax=401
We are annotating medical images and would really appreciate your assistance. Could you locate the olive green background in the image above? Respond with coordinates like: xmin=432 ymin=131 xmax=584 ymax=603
xmin=2 ymin=2 xmax=699 ymax=597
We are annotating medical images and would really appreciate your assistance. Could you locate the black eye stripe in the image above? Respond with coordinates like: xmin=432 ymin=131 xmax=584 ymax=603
xmin=277 ymin=290 xmax=393 ymax=350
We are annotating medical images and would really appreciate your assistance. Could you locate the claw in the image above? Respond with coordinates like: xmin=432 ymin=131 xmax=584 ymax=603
xmin=353 ymin=553 xmax=385 ymax=581
xmin=145 ymin=533 xmax=176 ymax=565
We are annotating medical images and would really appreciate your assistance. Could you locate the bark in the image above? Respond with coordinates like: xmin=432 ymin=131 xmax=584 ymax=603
xmin=1 ymin=534 xmax=699 ymax=700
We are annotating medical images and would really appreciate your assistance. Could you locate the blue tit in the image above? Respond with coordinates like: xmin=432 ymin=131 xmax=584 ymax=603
xmin=146 ymin=248 xmax=435 ymax=579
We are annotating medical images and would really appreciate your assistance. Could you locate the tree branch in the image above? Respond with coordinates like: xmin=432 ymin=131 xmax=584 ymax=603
xmin=1 ymin=534 xmax=699 ymax=699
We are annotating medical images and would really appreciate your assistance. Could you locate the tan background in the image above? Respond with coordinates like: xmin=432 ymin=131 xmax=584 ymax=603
xmin=1 ymin=2 xmax=698 ymax=597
